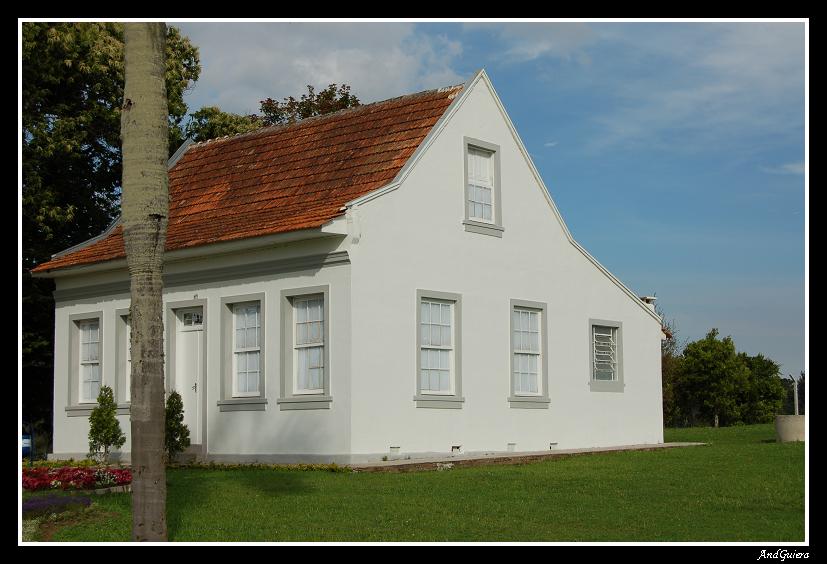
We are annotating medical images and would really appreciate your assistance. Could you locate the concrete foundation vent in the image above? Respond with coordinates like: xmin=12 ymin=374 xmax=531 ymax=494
xmin=507 ymin=443 xmax=516 ymax=452
xmin=389 ymin=446 xmax=400 ymax=455
xmin=451 ymin=445 xmax=462 ymax=454
xmin=549 ymin=442 xmax=558 ymax=450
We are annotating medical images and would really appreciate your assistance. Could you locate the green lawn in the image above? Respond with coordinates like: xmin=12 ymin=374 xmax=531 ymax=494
xmin=26 ymin=424 xmax=805 ymax=542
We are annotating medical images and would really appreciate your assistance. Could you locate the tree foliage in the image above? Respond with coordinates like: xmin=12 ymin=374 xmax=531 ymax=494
xmin=184 ymin=83 xmax=361 ymax=142
xmin=661 ymin=322 xmax=789 ymax=428
xmin=678 ymin=329 xmax=750 ymax=427
xmin=738 ymin=353 xmax=786 ymax=424
xmin=23 ymin=23 xmax=199 ymax=262
xmin=22 ymin=23 xmax=200 ymax=447
xmin=184 ymin=106 xmax=262 ymax=142
xmin=87 ymin=386 xmax=126 ymax=463
xmin=165 ymin=391 xmax=191 ymax=463
xmin=260 ymin=83 xmax=360 ymax=125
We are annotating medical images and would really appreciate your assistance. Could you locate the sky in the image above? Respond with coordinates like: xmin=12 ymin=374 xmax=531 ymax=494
xmin=175 ymin=20 xmax=807 ymax=378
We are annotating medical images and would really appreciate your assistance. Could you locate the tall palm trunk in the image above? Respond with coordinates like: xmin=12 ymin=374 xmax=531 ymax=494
xmin=121 ymin=22 xmax=169 ymax=542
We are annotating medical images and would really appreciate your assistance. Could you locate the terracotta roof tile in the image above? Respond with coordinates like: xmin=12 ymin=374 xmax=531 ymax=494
xmin=33 ymin=84 xmax=462 ymax=273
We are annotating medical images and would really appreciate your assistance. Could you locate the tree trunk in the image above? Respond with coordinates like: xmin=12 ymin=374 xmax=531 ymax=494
xmin=714 ymin=412 xmax=719 ymax=428
xmin=121 ymin=22 xmax=169 ymax=542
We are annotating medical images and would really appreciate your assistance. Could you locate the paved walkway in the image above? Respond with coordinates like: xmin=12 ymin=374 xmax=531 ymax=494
xmin=350 ymin=442 xmax=705 ymax=473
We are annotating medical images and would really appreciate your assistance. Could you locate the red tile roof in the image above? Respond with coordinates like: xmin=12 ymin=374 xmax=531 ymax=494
xmin=33 ymin=84 xmax=463 ymax=273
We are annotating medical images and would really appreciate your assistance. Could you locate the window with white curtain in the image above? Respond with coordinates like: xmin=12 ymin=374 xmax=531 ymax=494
xmin=592 ymin=325 xmax=618 ymax=381
xmin=294 ymin=296 xmax=325 ymax=394
xmin=233 ymin=303 xmax=261 ymax=397
xmin=124 ymin=315 xmax=131 ymax=402
xmin=79 ymin=320 xmax=101 ymax=403
xmin=512 ymin=308 xmax=541 ymax=395
xmin=467 ymin=147 xmax=494 ymax=222
xmin=420 ymin=299 xmax=453 ymax=393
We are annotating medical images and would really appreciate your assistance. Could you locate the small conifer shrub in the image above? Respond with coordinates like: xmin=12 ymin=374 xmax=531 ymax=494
xmin=165 ymin=390 xmax=191 ymax=463
xmin=87 ymin=386 xmax=126 ymax=463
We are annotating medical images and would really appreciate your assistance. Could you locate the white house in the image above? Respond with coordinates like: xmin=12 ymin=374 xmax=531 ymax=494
xmin=33 ymin=70 xmax=665 ymax=463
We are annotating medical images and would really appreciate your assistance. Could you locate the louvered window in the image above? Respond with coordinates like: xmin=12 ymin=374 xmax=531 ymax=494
xmin=592 ymin=325 xmax=618 ymax=381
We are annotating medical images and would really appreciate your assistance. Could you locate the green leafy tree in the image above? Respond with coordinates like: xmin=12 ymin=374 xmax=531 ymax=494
xmin=165 ymin=391 xmax=191 ymax=463
xmin=22 ymin=22 xmax=199 ymax=451
xmin=260 ymin=83 xmax=360 ymax=125
xmin=184 ymin=106 xmax=262 ymax=142
xmin=184 ymin=83 xmax=361 ymax=142
xmin=678 ymin=329 xmax=750 ymax=427
xmin=738 ymin=353 xmax=787 ymax=424
xmin=87 ymin=386 xmax=126 ymax=463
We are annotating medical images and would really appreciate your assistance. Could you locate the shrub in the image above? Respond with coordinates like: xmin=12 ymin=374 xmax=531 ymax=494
xmin=165 ymin=390 xmax=191 ymax=463
xmin=87 ymin=386 xmax=126 ymax=463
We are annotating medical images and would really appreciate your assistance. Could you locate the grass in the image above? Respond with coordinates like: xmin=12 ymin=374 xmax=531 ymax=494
xmin=23 ymin=424 xmax=804 ymax=542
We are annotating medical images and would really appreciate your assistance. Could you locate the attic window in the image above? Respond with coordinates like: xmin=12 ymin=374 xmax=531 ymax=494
xmin=462 ymin=137 xmax=504 ymax=238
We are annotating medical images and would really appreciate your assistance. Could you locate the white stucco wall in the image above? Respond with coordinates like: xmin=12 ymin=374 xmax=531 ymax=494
xmin=51 ymin=236 xmax=353 ymax=461
xmin=347 ymin=76 xmax=664 ymax=458
xmin=47 ymin=75 xmax=663 ymax=463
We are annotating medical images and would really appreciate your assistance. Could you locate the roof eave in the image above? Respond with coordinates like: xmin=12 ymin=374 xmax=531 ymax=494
xmin=33 ymin=225 xmax=344 ymax=279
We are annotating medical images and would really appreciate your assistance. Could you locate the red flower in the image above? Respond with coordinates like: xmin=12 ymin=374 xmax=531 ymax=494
xmin=22 ymin=466 xmax=132 ymax=491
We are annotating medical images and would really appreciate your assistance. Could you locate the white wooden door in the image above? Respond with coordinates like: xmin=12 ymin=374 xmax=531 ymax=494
xmin=175 ymin=308 xmax=203 ymax=444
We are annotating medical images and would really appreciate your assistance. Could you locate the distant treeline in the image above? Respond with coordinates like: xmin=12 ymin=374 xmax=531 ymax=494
xmin=661 ymin=319 xmax=804 ymax=428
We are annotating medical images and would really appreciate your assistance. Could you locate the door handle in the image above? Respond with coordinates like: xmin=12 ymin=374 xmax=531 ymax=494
xmin=192 ymin=382 xmax=197 ymax=393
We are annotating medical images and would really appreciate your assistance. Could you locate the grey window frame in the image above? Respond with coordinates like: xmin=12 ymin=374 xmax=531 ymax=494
xmin=65 ymin=311 xmax=104 ymax=417
xmin=509 ymin=299 xmax=551 ymax=409
xmin=415 ymin=289 xmax=464 ymax=409
xmin=588 ymin=318 xmax=624 ymax=393
xmin=462 ymin=137 xmax=504 ymax=238
xmin=115 ymin=307 xmax=131 ymax=405
xmin=278 ymin=285 xmax=332 ymax=411
xmin=218 ymin=293 xmax=268 ymax=412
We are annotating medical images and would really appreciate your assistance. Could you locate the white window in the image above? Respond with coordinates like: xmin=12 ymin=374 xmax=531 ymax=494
xmin=183 ymin=311 xmax=203 ymax=326
xmin=513 ymin=308 xmax=541 ymax=395
xmin=293 ymin=296 xmax=325 ymax=394
xmin=124 ymin=315 xmax=131 ymax=401
xmin=420 ymin=299 xmax=453 ymax=394
xmin=592 ymin=325 xmax=618 ymax=381
xmin=467 ymin=147 xmax=494 ymax=222
xmin=233 ymin=303 xmax=261 ymax=397
xmin=79 ymin=320 xmax=101 ymax=403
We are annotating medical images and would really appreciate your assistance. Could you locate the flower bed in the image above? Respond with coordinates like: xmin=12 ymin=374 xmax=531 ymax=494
xmin=23 ymin=466 xmax=131 ymax=492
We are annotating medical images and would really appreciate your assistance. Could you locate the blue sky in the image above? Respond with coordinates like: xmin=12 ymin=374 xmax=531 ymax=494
xmin=176 ymin=21 xmax=807 ymax=377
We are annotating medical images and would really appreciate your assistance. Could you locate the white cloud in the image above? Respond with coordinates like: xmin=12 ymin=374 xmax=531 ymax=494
xmin=761 ymin=162 xmax=805 ymax=175
xmin=177 ymin=23 xmax=465 ymax=114
xmin=544 ymin=141 xmax=559 ymax=148
xmin=585 ymin=23 xmax=805 ymax=153
xmin=463 ymin=22 xmax=804 ymax=155
xmin=464 ymin=22 xmax=595 ymax=63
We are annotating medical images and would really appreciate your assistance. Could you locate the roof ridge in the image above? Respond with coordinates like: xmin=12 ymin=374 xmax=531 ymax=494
xmin=189 ymin=83 xmax=464 ymax=148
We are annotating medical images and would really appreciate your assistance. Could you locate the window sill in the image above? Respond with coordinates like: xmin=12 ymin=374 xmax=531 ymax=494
xmin=65 ymin=404 xmax=96 ymax=417
xmin=462 ymin=219 xmax=504 ymax=238
xmin=508 ymin=396 xmax=551 ymax=409
xmin=65 ymin=403 xmax=131 ymax=417
xmin=276 ymin=395 xmax=332 ymax=411
xmin=589 ymin=380 xmax=625 ymax=393
xmin=217 ymin=398 xmax=268 ymax=412
xmin=414 ymin=395 xmax=465 ymax=409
